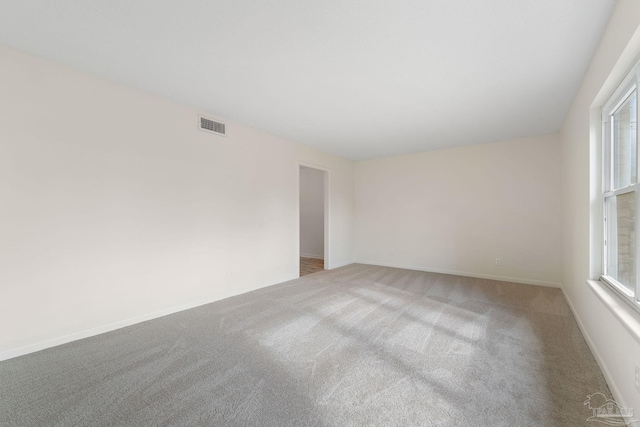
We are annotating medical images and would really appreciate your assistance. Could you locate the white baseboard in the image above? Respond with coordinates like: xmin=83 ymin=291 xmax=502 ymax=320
xmin=300 ymin=253 xmax=324 ymax=260
xmin=0 ymin=262 xmax=554 ymax=362
xmin=560 ymin=286 xmax=632 ymax=424
xmin=354 ymin=260 xmax=561 ymax=288
xmin=0 ymin=276 xmax=297 ymax=362
xmin=0 ymin=297 xmax=225 ymax=362
xmin=327 ymin=260 xmax=354 ymax=270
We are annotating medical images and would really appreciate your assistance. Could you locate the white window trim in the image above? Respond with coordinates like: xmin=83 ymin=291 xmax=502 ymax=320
xmin=600 ymin=60 xmax=640 ymax=312
xmin=588 ymin=279 xmax=640 ymax=345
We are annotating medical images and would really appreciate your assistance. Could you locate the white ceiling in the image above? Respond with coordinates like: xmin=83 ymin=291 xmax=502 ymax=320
xmin=0 ymin=0 xmax=615 ymax=160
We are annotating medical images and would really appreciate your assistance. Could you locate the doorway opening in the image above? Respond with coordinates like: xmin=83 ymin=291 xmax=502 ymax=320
xmin=299 ymin=165 xmax=327 ymax=277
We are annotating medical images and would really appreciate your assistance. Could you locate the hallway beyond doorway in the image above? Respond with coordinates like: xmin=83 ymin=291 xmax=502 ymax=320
xmin=300 ymin=257 xmax=323 ymax=276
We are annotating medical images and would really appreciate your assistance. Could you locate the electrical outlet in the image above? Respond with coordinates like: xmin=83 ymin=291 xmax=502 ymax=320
xmin=495 ymin=258 xmax=501 ymax=266
xmin=391 ymin=248 xmax=395 ymax=256
xmin=230 ymin=270 xmax=234 ymax=278
xmin=635 ymin=366 xmax=640 ymax=393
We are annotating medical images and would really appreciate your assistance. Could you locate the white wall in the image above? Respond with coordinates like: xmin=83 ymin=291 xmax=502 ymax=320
xmin=299 ymin=166 xmax=325 ymax=259
xmin=354 ymin=134 xmax=562 ymax=286
xmin=5 ymin=13 xmax=640 ymax=422
xmin=0 ymin=43 xmax=354 ymax=359
xmin=561 ymin=0 xmax=640 ymax=417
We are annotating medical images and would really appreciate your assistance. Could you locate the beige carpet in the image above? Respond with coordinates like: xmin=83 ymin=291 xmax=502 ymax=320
xmin=0 ymin=264 xmax=610 ymax=426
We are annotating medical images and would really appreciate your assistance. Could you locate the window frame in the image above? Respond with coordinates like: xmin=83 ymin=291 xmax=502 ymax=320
xmin=601 ymin=62 xmax=640 ymax=309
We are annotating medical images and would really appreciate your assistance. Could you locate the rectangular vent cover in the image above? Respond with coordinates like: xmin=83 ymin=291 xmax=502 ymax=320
xmin=199 ymin=116 xmax=226 ymax=136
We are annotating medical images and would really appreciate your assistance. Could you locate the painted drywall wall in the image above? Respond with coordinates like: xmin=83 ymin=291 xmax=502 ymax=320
xmin=560 ymin=0 xmax=640 ymax=418
xmin=0 ymin=43 xmax=354 ymax=359
xmin=354 ymin=134 xmax=562 ymax=286
xmin=299 ymin=166 xmax=324 ymax=259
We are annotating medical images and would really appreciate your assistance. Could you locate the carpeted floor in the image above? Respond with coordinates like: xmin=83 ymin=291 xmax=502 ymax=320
xmin=0 ymin=264 xmax=610 ymax=426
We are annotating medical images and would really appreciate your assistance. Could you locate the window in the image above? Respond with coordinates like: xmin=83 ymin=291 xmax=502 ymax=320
xmin=602 ymin=62 xmax=640 ymax=305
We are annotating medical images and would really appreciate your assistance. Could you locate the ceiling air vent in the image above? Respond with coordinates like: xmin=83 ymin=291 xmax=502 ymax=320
xmin=199 ymin=115 xmax=226 ymax=136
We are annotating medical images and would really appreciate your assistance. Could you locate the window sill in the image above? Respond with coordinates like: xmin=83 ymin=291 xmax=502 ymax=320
xmin=587 ymin=279 xmax=640 ymax=345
